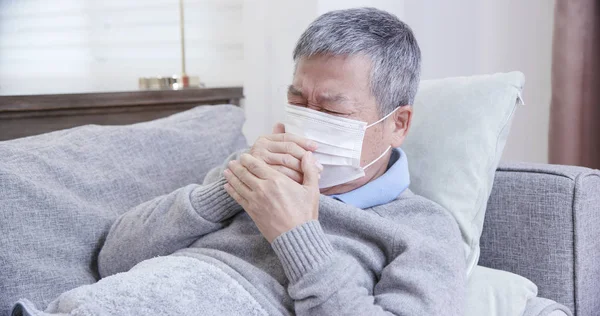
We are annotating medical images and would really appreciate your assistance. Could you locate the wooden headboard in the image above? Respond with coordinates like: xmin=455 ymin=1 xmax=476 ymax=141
xmin=0 ymin=87 xmax=243 ymax=141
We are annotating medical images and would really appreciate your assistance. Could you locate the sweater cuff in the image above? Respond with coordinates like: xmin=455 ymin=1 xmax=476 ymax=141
xmin=190 ymin=177 xmax=240 ymax=223
xmin=271 ymin=220 xmax=335 ymax=283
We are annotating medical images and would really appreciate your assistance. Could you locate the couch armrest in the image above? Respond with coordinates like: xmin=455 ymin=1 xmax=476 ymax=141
xmin=480 ymin=162 xmax=600 ymax=316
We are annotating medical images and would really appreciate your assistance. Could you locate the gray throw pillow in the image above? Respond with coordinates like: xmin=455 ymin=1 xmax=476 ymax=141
xmin=0 ymin=104 xmax=248 ymax=315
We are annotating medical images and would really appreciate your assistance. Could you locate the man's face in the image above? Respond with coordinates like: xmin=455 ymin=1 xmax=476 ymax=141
xmin=287 ymin=54 xmax=410 ymax=195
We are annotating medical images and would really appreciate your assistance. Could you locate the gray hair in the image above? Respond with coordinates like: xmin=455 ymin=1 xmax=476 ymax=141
xmin=293 ymin=7 xmax=421 ymax=116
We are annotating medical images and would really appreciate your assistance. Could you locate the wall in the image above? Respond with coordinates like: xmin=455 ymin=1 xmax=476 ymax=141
xmin=403 ymin=0 xmax=555 ymax=163
xmin=242 ymin=0 xmax=318 ymax=144
xmin=0 ymin=0 xmax=243 ymax=95
xmin=243 ymin=0 xmax=554 ymax=163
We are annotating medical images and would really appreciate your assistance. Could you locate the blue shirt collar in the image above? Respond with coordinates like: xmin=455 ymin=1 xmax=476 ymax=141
xmin=330 ymin=148 xmax=410 ymax=209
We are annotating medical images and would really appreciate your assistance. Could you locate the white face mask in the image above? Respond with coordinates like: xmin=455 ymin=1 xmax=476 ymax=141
xmin=284 ymin=104 xmax=396 ymax=188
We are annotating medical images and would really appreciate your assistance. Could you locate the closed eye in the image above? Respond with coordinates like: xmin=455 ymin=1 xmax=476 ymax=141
xmin=287 ymin=100 xmax=353 ymax=116
xmin=322 ymin=108 xmax=351 ymax=116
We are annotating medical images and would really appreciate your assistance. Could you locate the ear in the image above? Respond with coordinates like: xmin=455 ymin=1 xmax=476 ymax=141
xmin=389 ymin=105 xmax=412 ymax=148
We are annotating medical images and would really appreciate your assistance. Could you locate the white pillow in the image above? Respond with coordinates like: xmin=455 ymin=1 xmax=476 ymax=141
xmin=467 ymin=266 xmax=537 ymax=316
xmin=403 ymin=72 xmax=525 ymax=276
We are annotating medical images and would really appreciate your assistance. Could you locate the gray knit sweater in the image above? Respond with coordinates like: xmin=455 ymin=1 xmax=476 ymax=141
xmin=98 ymin=152 xmax=466 ymax=315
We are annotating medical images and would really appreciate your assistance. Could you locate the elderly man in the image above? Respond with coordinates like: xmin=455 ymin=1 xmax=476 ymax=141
xmin=98 ymin=7 xmax=465 ymax=316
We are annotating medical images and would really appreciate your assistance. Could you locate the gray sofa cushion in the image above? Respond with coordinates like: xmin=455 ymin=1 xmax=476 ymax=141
xmin=481 ymin=162 xmax=600 ymax=316
xmin=0 ymin=105 xmax=248 ymax=315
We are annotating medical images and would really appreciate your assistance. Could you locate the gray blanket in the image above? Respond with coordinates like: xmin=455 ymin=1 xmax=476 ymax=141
xmin=13 ymin=256 xmax=268 ymax=316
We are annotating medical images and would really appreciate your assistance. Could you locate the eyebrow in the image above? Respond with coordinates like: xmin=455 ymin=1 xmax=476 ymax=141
xmin=287 ymin=85 xmax=350 ymax=104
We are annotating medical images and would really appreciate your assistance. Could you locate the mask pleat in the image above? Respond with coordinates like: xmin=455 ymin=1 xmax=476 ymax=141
xmin=283 ymin=104 xmax=388 ymax=188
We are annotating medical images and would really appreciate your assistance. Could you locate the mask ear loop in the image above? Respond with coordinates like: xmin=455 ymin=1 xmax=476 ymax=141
xmin=366 ymin=107 xmax=399 ymax=129
xmin=362 ymin=107 xmax=398 ymax=169
xmin=362 ymin=146 xmax=392 ymax=170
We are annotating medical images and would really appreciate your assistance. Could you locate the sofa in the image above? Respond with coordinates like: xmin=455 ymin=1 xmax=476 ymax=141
xmin=0 ymin=104 xmax=598 ymax=315
xmin=480 ymin=163 xmax=600 ymax=316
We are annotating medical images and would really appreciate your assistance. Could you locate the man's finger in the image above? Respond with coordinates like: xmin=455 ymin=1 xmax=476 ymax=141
xmin=260 ymin=152 xmax=302 ymax=172
xmin=223 ymin=168 xmax=252 ymax=197
xmin=240 ymin=153 xmax=278 ymax=180
xmin=301 ymin=151 xmax=320 ymax=188
xmin=265 ymin=141 xmax=307 ymax=159
xmin=228 ymin=159 xmax=261 ymax=189
xmin=265 ymin=133 xmax=317 ymax=151
xmin=272 ymin=122 xmax=285 ymax=134
xmin=224 ymin=183 xmax=248 ymax=207
xmin=271 ymin=165 xmax=303 ymax=183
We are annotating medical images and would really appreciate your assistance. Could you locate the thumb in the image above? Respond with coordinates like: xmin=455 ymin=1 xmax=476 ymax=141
xmin=272 ymin=122 xmax=285 ymax=134
xmin=301 ymin=151 xmax=320 ymax=188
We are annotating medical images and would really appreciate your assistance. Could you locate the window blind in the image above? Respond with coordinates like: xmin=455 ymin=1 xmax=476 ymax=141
xmin=0 ymin=0 xmax=243 ymax=95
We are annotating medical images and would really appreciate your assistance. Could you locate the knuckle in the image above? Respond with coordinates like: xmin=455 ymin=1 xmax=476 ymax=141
xmin=239 ymin=167 xmax=250 ymax=178
xmin=257 ymin=188 xmax=267 ymax=200
xmin=255 ymin=183 xmax=267 ymax=196
xmin=277 ymin=167 xmax=290 ymax=177
xmin=250 ymin=151 xmax=261 ymax=160
xmin=284 ymin=142 xmax=294 ymax=153
xmin=266 ymin=178 xmax=278 ymax=188
xmin=249 ymin=146 xmax=258 ymax=155
xmin=281 ymin=154 xmax=291 ymax=166
xmin=256 ymin=152 xmax=268 ymax=163
xmin=292 ymin=173 xmax=303 ymax=183
xmin=254 ymin=138 xmax=268 ymax=149
xmin=272 ymin=176 xmax=286 ymax=187
xmin=286 ymin=154 xmax=297 ymax=167
xmin=241 ymin=153 xmax=254 ymax=165
xmin=255 ymin=149 xmax=269 ymax=160
xmin=258 ymin=153 xmax=270 ymax=164
xmin=248 ymin=160 xmax=259 ymax=171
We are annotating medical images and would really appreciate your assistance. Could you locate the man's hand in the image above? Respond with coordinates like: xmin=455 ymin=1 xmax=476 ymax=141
xmin=223 ymin=152 xmax=320 ymax=243
xmin=249 ymin=123 xmax=321 ymax=183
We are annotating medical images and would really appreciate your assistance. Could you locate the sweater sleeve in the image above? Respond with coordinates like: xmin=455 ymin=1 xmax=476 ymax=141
xmin=271 ymin=219 xmax=466 ymax=316
xmin=97 ymin=151 xmax=245 ymax=278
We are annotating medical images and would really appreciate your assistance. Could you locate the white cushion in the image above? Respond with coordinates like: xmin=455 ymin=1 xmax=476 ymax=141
xmin=403 ymin=71 xmax=525 ymax=275
xmin=467 ymin=266 xmax=537 ymax=316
